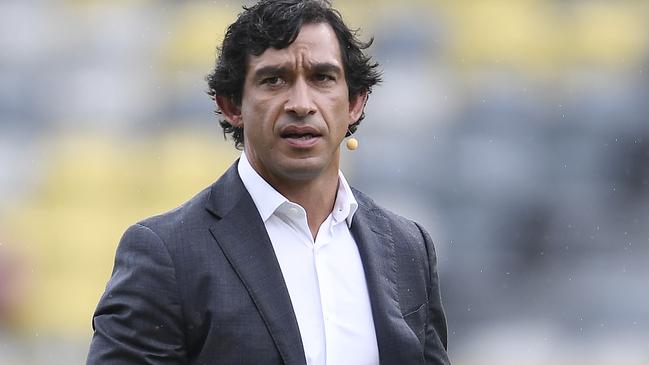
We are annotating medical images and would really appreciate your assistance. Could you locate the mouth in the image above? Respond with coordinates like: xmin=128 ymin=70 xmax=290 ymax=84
xmin=280 ymin=126 xmax=322 ymax=148
xmin=282 ymin=133 xmax=318 ymax=140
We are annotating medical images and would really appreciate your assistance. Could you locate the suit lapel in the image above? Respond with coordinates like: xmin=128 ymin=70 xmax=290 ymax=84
xmin=351 ymin=197 xmax=424 ymax=364
xmin=205 ymin=163 xmax=306 ymax=365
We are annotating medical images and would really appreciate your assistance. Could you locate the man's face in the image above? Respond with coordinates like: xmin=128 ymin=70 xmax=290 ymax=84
xmin=221 ymin=22 xmax=366 ymax=187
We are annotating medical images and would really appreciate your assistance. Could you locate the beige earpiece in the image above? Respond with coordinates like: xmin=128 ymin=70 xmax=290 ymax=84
xmin=346 ymin=137 xmax=358 ymax=151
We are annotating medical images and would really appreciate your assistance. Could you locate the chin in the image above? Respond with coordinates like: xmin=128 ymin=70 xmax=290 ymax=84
xmin=276 ymin=155 xmax=329 ymax=181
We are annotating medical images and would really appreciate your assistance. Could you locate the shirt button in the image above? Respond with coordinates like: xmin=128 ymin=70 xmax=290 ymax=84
xmin=289 ymin=207 xmax=299 ymax=215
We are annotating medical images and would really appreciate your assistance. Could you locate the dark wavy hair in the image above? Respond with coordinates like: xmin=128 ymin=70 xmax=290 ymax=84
xmin=206 ymin=0 xmax=382 ymax=149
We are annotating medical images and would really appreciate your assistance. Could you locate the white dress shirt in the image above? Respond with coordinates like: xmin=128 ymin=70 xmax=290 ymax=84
xmin=237 ymin=153 xmax=379 ymax=365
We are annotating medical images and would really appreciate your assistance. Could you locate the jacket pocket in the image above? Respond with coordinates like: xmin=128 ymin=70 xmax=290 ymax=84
xmin=402 ymin=300 xmax=427 ymax=340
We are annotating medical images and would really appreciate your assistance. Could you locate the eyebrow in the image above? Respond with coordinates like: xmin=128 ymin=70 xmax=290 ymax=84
xmin=252 ymin=62 xmax=343 ymax=79
xmin=253 ymin=65 xmax=291 ymax=80
xmin=310 ymin=62 xmax=343 ymax=76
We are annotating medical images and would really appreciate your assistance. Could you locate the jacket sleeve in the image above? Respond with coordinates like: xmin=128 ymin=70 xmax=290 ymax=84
xmin=415 ymin=222 xmax=451 ymax=365
xmin=87 ymin=223 xmax=187 ymax=364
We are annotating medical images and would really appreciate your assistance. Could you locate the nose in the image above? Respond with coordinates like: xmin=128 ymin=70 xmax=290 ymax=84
xmin=284 ymin=78 xmax=316 ymax=118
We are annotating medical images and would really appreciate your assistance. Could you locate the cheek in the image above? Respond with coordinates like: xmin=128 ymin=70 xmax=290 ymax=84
xmin=321 ymin=93 xmax=350 ymax=122
xmin=242 ymin=100 xmax=283 ymax=148
xmin=333 ymin=99 xmax=352 ymax=130
xmin=251 ymin=98 xmax=282 ymax=128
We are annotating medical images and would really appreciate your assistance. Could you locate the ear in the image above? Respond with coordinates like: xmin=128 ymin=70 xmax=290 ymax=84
xmin=348 ymin=90 xmax=368 ymax=125
xmin=215 ymin=95 xmax=243 ymax=128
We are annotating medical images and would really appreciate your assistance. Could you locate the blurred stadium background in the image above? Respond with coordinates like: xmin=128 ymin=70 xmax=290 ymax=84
xmin=1 ymin=0 xmax=648 ymax=364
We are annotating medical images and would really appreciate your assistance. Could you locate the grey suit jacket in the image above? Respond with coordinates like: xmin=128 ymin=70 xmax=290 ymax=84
xmin=87 ymin=161 xmax=450 ymax=364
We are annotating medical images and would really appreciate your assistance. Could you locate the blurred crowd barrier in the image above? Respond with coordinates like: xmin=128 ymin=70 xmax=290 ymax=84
xmin=1 ymin=0 xmax=648 ymax=364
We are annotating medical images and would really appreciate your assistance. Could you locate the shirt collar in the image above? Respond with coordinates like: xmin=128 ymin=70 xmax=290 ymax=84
xmin=237 ymin=152 xmax=358 ymax=227
xmin=333 ymin=170 xmax=358 ymax=227
xmin=237 ymin=152 xmax=287 ymax=222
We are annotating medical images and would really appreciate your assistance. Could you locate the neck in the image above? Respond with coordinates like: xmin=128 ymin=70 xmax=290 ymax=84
xmin=243 ymin=149 xmax=342 ymax=240
xmin=274 ymin=170 xmax=339 ymax=240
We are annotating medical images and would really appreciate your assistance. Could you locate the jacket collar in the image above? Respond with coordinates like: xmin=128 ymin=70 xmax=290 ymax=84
xmin=350 ymin=189 xmax=425 ymax=364
xmin=206 ymin=161 xmax=307 ymax=365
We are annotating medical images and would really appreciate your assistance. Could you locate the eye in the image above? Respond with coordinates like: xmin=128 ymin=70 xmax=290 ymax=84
xmin=314 ymin=73 xmax=335 ymax=83
xmin=261 ymin=76 xmax=284 ymax=86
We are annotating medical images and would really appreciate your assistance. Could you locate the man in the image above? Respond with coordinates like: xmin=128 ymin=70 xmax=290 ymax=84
xmin=87 ymin=1 xmax=449 ymax=364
